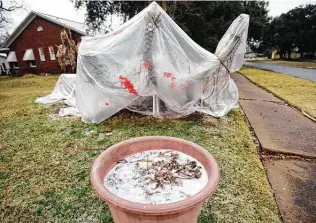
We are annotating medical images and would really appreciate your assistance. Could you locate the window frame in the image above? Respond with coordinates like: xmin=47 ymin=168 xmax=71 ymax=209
xmin=37 ymin=26 xmax=44 ymax=32
xmin=11 ymin=62 xmax=19 ymax=69
xmin=48 ymin=46 xmax=56 ymax=60
xmin=38 ymin=47 xmax=45 ymax=61
xmin=29 ymin=60 xmax=36 ymax=68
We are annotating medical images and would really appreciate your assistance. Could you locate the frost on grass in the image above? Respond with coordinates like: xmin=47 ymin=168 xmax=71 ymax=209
xmin=104 ymin=150 xmax=208 ymax=204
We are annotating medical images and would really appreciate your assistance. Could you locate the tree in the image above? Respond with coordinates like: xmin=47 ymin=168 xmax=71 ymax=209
xmin=72 ymin=1 xmax=270 ymax=52
xmin=269 ymin=15 xmax=295 ymax=59
xmin=264 ymin=4 xmax=316 ymax=59
xmin=0 ymin=0 xmax=24 ymax=45
xmin=289 ymin=4 xmax=316 ymax=58
xmin=72 ymin=0 xmax=148 ymax=34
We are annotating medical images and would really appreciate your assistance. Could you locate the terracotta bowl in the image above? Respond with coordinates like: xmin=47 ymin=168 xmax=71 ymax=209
xmin=91 ymin=136 xmax=220 ymax=223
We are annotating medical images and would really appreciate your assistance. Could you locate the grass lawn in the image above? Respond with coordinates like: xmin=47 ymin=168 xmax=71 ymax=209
xmin=240 ymin=67 xmax=316 ymax=118
xmin=253 ymin=60 xmax=316 ymax=69
xmin=0 ymin=75 xmax=281 ymax=223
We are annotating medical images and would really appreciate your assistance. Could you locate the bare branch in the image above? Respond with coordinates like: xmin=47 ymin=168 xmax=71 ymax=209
xmin=0 ymin=0 xmax=23 ymax=11
xmin=0 ymin=0 xmax=26 ymax=43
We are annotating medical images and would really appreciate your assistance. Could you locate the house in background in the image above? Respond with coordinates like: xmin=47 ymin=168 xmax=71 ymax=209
xmin=0 ymin=11 xmax=86 ymax=76
xmin=244 ymin=45 xmax=258 ymax=59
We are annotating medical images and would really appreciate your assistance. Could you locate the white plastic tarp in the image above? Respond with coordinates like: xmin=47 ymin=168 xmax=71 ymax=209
xmin=36 ymin=2 xmax=249 ymax=123
xmin=35 ymin=73 xmax=76 ymax=104
xmin=75 ymin=2 xmax=249 ymax=123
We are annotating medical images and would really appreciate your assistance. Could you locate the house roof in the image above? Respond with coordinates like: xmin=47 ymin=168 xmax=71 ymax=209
xmin=1 ymin=11 xmax=87 ymax=48
xmin=34 ymin=12 xmax=86 ymax=35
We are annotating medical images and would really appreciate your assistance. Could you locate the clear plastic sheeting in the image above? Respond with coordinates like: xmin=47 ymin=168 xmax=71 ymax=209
xmin=35 ymin=73 xmax=76 ymax=104
xmin=76 ymin=2 xmax=249 ymax=123
xmin=35 ymin=73 xmax=81 ymax=117
xmin=36 ymin=2 xmax=249 ymax=123
xmin=201 ymin=14 xmax=249 ymax=117
xmin=59 ymin=107 xmax=81 ymax=117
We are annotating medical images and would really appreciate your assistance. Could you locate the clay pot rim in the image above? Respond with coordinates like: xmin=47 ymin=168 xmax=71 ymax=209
xmin=91 ymin=136 xmax=220 ymax=215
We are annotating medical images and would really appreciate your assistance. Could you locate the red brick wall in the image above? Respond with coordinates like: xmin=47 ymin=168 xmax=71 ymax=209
xmin=9 ymin=16 xmax=83 ymax=75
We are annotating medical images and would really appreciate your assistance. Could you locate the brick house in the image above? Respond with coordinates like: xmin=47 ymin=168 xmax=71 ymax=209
xmin=0 ymin=11 xmax=86 ymax=75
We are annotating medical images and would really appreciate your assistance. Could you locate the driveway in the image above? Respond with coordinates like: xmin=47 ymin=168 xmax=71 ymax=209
xmin=244 ymin=61 xmax=316 ymax=82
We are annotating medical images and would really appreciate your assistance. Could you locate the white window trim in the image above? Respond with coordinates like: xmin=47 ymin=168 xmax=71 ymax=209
xmin=30 ymin=61 xmax=36 ymax=68
xmin=38 ymin=48 xmax=45 ymax=61
xmin=12 ymin=63 xmax=19 ymax=69
xmin=48 ymin=46 xmax=56 ymax=60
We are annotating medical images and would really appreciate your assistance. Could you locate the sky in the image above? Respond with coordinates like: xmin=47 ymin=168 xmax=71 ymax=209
xmin=5 ymin=0 xmax=316 ymax=34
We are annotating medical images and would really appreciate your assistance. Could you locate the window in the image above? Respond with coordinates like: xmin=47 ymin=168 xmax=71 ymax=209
xmin=48 ymin=46 xmax=56 ymax=60
xmin=37 ymin=26 xmax=43 ymax=32
xmin=29 ymin=61 xmax=36 ymax=68
xmin=38 ymin=47 xmax=45 ymax=61
xmin=10 ymin=62 xmax=19 ymax=69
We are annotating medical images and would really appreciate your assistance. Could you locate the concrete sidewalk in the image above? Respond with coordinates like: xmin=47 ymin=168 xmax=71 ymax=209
xmin=232 ymin=73 xmax=316 ymax=223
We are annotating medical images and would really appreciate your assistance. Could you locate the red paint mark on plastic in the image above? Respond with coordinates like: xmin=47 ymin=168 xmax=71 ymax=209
xmin=164 ymin=72 xmax=172 ymax=78
xmin=105 ymin=102 xmax=110 ymax=106
xmin=59 ymin=81 xmax=63 ymax=84
xmin=164 ymin=72 xmax=177 ymax=89
xmin=119 ymin=75 xmax=138 ymax=95
xmin=143 ymin=61 xmax=150 ymax=69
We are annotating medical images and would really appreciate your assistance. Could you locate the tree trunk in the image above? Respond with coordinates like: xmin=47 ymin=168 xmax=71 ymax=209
xmin=279 ymin=52 xmax=284 ymax=59
xmin=162 ymin=0 xmax=167 ymax=11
